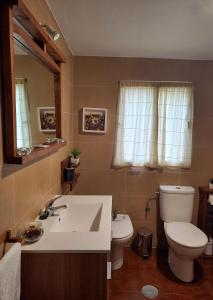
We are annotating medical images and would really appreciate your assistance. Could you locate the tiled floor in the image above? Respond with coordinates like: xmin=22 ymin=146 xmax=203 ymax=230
xmin=110 ymin=248 xmax=213 ymax=300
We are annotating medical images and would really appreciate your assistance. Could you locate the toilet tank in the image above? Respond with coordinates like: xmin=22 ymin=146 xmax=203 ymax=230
xmin=159 ymin=185 xmax=195 ymax=223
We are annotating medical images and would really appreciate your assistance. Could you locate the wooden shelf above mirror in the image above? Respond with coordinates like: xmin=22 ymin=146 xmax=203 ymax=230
xmin=13 ymin=0 xmax=66 ymax=63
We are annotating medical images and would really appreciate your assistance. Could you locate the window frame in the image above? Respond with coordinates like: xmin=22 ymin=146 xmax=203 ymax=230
xmin=113 ymin=81 xmax=194 ymax=169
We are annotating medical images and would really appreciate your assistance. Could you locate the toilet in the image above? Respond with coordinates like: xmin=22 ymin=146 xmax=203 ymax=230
xmin=159 ymin=185 xmax=208 ymax=283
xmin=111 ymin=214 xmax=134 ymax=270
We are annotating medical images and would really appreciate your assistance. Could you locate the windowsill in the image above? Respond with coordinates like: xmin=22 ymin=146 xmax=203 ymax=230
xmin=112 ymin=165 xmax=191 ymax=174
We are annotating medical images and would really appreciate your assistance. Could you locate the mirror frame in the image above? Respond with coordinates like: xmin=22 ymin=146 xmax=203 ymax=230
xmin=0 ymin=0 xmax=66 ymax=164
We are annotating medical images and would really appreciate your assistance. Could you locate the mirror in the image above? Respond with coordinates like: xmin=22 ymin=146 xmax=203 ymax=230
xmin=0 ymin=1 xmax=65 ymax=164
xmin=14 ymin=40 xmax=56 ymax=149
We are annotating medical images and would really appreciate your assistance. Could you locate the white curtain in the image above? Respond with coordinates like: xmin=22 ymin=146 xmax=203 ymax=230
xmin=16 ymin=78 xmax=32 ymax=148
xmin=158 ymin=86 xmax=193 ymax=167
xmin=114 ymin=81 xmax=158 ymax=167
xmin=113 ymin=81 xmax=193 ymax=168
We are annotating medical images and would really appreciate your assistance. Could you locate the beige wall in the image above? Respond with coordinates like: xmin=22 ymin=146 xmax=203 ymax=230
xmin=73 ymin=57 xmax=213 ymax=246
xmin=15 ymin=55 xmax=55 ymax=144
xmin=0 ymin=0 xmax=73 ymax=235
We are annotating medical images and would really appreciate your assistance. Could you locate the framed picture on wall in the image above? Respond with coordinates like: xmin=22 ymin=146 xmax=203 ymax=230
xmin=37 ymin=107 xmax=56 ymax=132
xmin=82 ymin=107 xmax=108 ymax=133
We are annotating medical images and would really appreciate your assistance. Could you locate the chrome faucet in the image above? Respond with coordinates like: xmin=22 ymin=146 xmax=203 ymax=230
xmin=39 ymin=195 xmax=67 ymax=219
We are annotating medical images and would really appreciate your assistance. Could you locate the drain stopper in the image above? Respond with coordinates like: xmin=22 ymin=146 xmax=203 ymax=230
xmin=141 ymin=285 xmax=158 ymax=298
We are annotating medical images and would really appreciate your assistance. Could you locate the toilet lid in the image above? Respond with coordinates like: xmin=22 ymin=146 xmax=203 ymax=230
xmin=165 ymin=222 xmax=208 ymax=248
xmin=112 ymin=214 xmax=133 ymax=239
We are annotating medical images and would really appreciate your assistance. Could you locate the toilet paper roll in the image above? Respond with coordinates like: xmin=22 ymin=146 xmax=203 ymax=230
xmin=208 ymin=195 xmax=213 ymax=205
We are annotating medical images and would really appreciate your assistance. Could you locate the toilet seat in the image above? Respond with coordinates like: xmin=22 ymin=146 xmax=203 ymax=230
xmin=112 ymin=214 xmax=133 ymax=239
xmin=165 ymin=222 xmax=208 ymax=248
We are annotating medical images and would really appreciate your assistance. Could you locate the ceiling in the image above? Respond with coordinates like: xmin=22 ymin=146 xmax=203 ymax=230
xmin=47 ymin=0 xmax=213 ymax=60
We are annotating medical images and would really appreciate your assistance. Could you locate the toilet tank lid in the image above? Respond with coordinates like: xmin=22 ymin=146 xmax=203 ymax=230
xmin=159 ymin=185 xmax=195 ymax=194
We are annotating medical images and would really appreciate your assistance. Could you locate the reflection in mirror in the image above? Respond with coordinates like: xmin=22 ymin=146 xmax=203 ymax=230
xmin=14 ymin=40 xmax=56 ymax=149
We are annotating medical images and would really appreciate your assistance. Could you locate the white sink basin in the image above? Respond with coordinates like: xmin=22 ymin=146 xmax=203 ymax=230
xmin=21 ymin=195 xmax=112 ymax=253
xmin=50 ymin=203 xmax=103 ymax=233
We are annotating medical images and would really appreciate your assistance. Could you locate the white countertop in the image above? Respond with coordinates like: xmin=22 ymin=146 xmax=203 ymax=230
xmin=21 ymin=195 xmax=112 ymax=253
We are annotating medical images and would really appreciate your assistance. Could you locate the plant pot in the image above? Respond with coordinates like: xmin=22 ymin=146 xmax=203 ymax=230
xmin=70 ymin=157 xmax=79 ymax=166
xmin=209 ymin=182 xmax=213 ymax=189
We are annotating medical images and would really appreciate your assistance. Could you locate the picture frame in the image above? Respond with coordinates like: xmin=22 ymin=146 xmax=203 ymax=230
xmin=82 ymin=107 xmax=108 ymax=133
xmin=37 ymin=107 xmax=56 ymax=132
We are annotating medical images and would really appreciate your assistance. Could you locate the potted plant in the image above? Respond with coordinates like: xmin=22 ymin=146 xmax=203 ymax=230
xmin=70 ymin=147 xmax=81 ymax=166
xmin=209 ymin=178 xmax=213 ymax=189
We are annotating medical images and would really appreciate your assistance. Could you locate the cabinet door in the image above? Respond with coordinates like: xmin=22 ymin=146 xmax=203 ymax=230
xmin=21 ymin=253 xmax=108 ymax=300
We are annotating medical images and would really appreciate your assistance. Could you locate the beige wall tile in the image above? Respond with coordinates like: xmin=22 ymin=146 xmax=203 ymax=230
xmin=14 ymin=165 xmax=37 ymax=224
xmin=111 ymin=196 xmax=127 ymax=213
xmin=125 ymin=196 xmax=148 ymax=222
xmin=74 ymin=141 xmax=114 ymax=170
xmin=74 ymin=57 xmax=213 ymax=89
xmin=127 ymin=59 xmax=193 ymax=82
xmin=61 ymin=81 xmax=73 ymax=114
xmin=194 ymin=89 xmax=213 ymax=117
xmin=49 ymin=147 xmax=71 ymax=192
xmin=32 ymin=157 xmax=50 ymax=201
xmin=191 ymin=146 xmax=213 ymax=172
xmin=180 ymin=172 xmax=209 ymax=192
xmin=155 ymin=171 xmax=181 ymax=187
xmin=74 ymin=86 xmax=118 ymax=112
xmin=62 ymin=112 xmax=73 ymax=143
xmin=0 ymin=176 xmax=15 ymax=234
xmin=193 ymin=117 xmax=213 ymax=147
xmin=74 ymin=57 xmax=132 ymax=86
xmin=126 ymin=170 xmax=180 ymax=197
xmin=126 ymin=172 xmax=159 ymax=197
xmin=74 ymin=169 xmax=126 ymax=198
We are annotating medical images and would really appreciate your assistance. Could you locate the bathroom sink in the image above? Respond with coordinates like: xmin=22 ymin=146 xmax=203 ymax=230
xmin=50 ymin=203 xmax=102 ymax=232
xmin=21 ymin=195 xmax=112 ymax=253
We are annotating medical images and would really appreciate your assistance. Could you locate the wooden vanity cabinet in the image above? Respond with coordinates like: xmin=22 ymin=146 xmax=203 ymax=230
xmin=21 ymin=252 xmax=108 ymax=300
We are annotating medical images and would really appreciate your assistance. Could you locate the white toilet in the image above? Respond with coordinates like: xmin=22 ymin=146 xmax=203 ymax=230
xmin=111 ymin=214 xmax=134 ymax=270
xmin=159 ymin=185 xmax=208 ymax=283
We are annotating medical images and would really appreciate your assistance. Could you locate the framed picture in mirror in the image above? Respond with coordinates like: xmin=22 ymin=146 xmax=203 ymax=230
xmin=37 ymin=107 xmax=56 ymax=132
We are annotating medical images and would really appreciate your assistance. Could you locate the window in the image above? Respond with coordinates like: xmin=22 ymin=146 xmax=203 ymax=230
xmin=113 ymin=81 xmax=193 ymax=168
xmin=16 ymin=78 xmax=32 ymax=148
